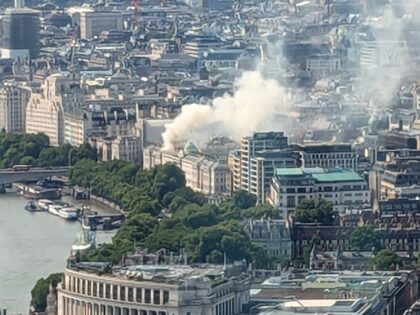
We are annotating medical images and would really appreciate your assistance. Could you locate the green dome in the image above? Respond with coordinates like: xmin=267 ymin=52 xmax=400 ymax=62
xmin=184 ymin=140 xmax=199 ymax=155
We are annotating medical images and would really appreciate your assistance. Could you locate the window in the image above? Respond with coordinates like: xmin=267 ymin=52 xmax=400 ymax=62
xmin=99 ymin=283 xmax=104 ymax=298
xmin=120 ymin=286 xmax=126 ymax=301
xmin=153 ymin=290 xmax=160 ymax=304
xmin=93 ymin=282 xmax=97 ymax=297
xmin=145 ymin=289 xmax=151 ymax=303
xmin=136 ymin=288 xmax=142 ymax=302
xmin=112 ymin=285 xmax=118 ymax=300
xmin=106 ymin=284 xmax=111 ymax=299
xmin=287 ymin=196 xmax=295 ymax=207
xmin=128 ymin=287 xmax=134 ymax=302
xmin=163 ymin=290 xmax=169 ymax=304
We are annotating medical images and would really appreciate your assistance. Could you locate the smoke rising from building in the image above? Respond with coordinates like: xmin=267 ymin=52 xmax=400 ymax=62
xmin=162 ymin=71 xmax=292 ymax=151
xmin=356 ymin=0 xmax=419 ymax=108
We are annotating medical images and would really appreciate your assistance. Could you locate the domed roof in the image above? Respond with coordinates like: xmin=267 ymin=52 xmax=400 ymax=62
xmin=184 ymin=140 xmax=199 ymax=155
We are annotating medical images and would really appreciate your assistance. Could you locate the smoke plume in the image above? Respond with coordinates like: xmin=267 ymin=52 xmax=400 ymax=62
xmin=162 ymin=71 xmax=292 ymax=151
xmin=355 ymin=0 xmax=419 ymax=108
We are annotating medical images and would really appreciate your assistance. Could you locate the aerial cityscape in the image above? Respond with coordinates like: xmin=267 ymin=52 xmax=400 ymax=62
xmin=0 ymin=0 xmax=420 ymax=315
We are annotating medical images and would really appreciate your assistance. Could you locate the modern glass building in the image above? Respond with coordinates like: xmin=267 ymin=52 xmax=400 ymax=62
xmin=0 ymin=8 xmax=40 ymax=59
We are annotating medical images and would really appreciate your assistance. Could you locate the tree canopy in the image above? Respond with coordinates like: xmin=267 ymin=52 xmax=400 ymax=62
xmin=31 ymin=273 xmax=63 ymax=312
xmin=0 ymin=131 xmax=97 ymax=168
xmin=371 ymin=250 xmax=401 ymax=270
xmin=70 ymin=161 xmax=283 ymax=268
xmin=294 ymin=198 xmax=334 ymax=225
xmin=350 ymin=225 xmax=381 ymax=252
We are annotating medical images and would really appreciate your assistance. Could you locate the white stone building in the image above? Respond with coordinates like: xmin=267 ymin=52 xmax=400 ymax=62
xmin=112 ymin=136 xmax=142 ymax=162
xmin=0 ymin=81 xmax=31 ymax=133
xmin=143 ymin=144 xmax=230 ymax=196
xmin=57 ymin=263 xmax=250 ymax=315
xmin=268 ymin=167 xmax=369 ymax=218
xmin=26 ymin=73 xmax=82 ymax=146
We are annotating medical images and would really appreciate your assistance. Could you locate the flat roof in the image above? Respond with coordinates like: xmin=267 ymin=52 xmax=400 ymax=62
xmin=312 ymin=170 xmax=363 ymax=182
xmin=275 ymin=168 xmax=364 ymax=182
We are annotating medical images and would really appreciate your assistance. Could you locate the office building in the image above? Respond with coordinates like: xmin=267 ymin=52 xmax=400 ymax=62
xmin=269 ymin=167 xmax=369 ymax=217
xmin=292 ymin=143 xmax=358 ymax=170
xmin=359 ymin=40 xmax=408 ymax=69
xmin=0 ymin=81 xmax=30 ymax=133
xmin=143 ymin=144 xmax=230 ymax=196
xmin=57 ymin=253 xmax=250 ymax=315
xmin=182 ymin=35 xmax=223 ymax=58
xmin=79 ymin=11 xmax=123 ymax=39
xmin=64 ymin=107 xmax=137 ymax=147
xmin=0 ymin=8 xmax=40 ymax=60
xmin=26 ymin=74 xmax=82 ymax=146
xmin=253 ymin=270 xmax=418 ymax=315
xmin=231 ymin=132 xmax=290 ymax=202
xmin=112 ymin=136 xmax=141 ymax=162
xmin=305 ymin=54 xmax=342 ymax=73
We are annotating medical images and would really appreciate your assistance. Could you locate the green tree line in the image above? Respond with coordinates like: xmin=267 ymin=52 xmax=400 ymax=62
xmin=0 ymin=132 xmax=97 ymax=168
xmin=69 ymin=160 xmax=282 ymax=268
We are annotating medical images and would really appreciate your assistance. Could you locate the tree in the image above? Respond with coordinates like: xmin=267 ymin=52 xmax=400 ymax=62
xmin=113 ymin=213 xmax=157 ymax=246
xmin=31 ymin=273 xmax=63 ymax=312
xmin=219 ymin=190 xmax=257 ymax=212
xmin=20 ymin=156 xmax=36 ymax=165
xmin=151 ymin=164 xmax=186 ymax=200
xmin=294 ymin=198 xmax=334 ymax=225
xmin=350 ymin=225 xmax=381 ymax=252
xmin=71 ymin=161 xmax=271 ymax=268
xmin=232 ymin=190 xmax=257 ymax=209
xmin=242 ymin=205 xmax=281 ymax=219
xmin=371 ymin=250 xmax=401 ymax=270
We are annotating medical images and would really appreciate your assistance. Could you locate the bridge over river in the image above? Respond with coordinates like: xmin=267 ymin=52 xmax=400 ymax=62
xmin=0 ymin=167 xmax=70 ymax=185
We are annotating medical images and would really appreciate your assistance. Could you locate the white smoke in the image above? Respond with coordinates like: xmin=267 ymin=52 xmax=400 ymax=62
xmin=355 ymin=1 xmax=419 ymax=108
xmin=162 ymin=71 xmax=292 ymax=151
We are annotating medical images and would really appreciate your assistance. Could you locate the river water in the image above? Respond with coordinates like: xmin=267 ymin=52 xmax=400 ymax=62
xmin=0 ymin=193 xmax=116 ymax=315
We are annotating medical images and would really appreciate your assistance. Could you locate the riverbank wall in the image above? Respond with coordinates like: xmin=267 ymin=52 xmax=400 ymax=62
xmin=89 ymin=194 xmax=126 ymax=214
xmin=69 ymin=186 xmax=126 ymax=215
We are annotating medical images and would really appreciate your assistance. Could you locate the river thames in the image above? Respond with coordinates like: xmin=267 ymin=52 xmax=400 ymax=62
xmin=0 ymin=193 xmax=115 ymax=314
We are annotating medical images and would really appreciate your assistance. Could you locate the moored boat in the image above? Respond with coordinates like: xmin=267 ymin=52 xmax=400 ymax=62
xmin=24 ymin=200 xmax=37 ymax=212
xmin=48 ymin=204 xmax=62 ymax=216
xmin=58 ymin=207 xmax=79 ymax=220
xmin=38 ymin=199 xmax=54 ymax=211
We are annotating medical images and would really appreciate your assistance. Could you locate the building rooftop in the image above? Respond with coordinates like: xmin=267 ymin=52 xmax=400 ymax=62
xmin=253 ymin=270 xmax=415 ymax=315
xmin=275 ymin=168 xmax=363 ymax=182
xmin=311 ymin=170 xmax=363 ymax=183
xmin=69 ymin=261 xmax=247 ymax=287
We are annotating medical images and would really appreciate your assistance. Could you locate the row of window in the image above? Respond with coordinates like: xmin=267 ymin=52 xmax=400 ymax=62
xmin=64 ymin=276 xmax=170 ymax=305
xmin=62 ymin=298 xmax=168 ymax=315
